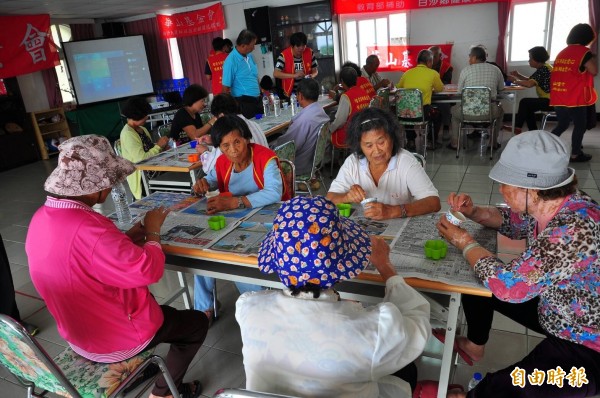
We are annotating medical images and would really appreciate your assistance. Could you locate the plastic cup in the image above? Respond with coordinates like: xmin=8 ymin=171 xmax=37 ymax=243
xmin=336 ymin=203 xmax=351 ymax=217
xmin=424 ymin=240 xmax=448 ymax=260
xmin=187 ymin=154 xmax=199 ymax=162
xmin=208 ymin=215 xmax=226 ymax=231
xmin=205 ymin=189 xmax=220 ymax=198
xmin=445 ymin=209 xmax=467 ymax=226
xmin=190 ymin=141 xmax=198 ymax=149
xmin=360 ymin=197 xmax=377 ymax=209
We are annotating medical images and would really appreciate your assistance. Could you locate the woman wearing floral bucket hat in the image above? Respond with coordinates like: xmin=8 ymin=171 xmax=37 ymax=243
xmin=25 ymin=135 xmax=207 ymax=398
xmin=436 ymin=130 xmax=600 ymax=398
xmin=235 ymin=196 xmax=431 ymax=398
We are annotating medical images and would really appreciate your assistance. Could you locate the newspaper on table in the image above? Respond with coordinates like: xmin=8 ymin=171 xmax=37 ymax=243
xmin=351 ymin=205 xmax=407 ymax=241
xmin=208 ymin=221 xmax=272 ymax=255
xmin=136 ymin=144 xmax=197 ymax=168
xmin=374 ymin=213 xmax=497 ymax=289
xmin=129 ymin=192 xmax=200 ymax=211
xmin=160 ymin=212 xmax=237 ymax=249
xmin=180 ymin=197 xmax=258 ymax=219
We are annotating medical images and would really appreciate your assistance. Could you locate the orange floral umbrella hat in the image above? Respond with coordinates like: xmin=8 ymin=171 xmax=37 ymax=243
xmin=258 ymin=196 xmax=371 ymax=289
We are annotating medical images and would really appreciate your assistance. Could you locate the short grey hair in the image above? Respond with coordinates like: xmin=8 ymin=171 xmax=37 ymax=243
xmin=417 ymin=49 xmax=433 ymax=64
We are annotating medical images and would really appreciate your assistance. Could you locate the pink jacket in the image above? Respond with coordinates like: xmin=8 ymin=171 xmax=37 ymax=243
xmin=26 ymin=197 xmax=165 ymax=361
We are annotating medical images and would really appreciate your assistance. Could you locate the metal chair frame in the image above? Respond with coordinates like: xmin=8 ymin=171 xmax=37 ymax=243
xmin=395 ymin=88 xmax=429 ymax=159
xmin=456 ymin=86 xmax=497 ymax=160
xmin=296 ymin=121 xmax=330 ymax=196
xmin=0 ymin=314 xmax=180 ymax=398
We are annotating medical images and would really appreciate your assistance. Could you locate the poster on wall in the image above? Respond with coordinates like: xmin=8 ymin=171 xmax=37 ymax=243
xmin=0 ymin=14 xmax=60 ymax=79
xmin=334 ymin=0 xmax=507 ymax=15
xmin=157 ymin=3 xmax=226 ymax=40
xmin=367 ymin=44 xmax=453 ymax=72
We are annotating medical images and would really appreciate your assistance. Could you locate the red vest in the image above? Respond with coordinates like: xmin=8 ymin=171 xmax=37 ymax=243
xmin=281 ymin=47 xmax=313 ymax=97
xmin=331 ymin=85 xmax=371 ymax=147
xmin=357 ymin=76 xmax=376 ymax=98
xmin=207 ymin=52 xmax=228 ymax=94
xmin=550 ymin=45 xmax=597 ymax=107
xmin=438 ymin=60 xmax=452 ymax=80
xmin=214 ymin=143 xmax=291 ymax=201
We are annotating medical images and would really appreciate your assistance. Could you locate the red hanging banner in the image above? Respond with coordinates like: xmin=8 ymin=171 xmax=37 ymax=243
xmin=0 ymin=15 xmax=60 ymax=79
xmin=334 ymin=0 xmax=507 ymax=15
xmin=157 ymin=3 xmax=226 ymax=40
xmin=366 ymin=44 xmax=454 ymax=72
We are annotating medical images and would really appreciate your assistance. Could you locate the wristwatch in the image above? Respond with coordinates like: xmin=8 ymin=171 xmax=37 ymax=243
xmin=237 ymin=197 xmax=246 ymax=209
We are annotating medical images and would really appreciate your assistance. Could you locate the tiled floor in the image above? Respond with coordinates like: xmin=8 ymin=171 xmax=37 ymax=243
xmin=1 ymin=122 xmax=600 ymax=397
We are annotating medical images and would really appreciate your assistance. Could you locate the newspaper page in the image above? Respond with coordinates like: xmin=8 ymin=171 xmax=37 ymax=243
xmin=351 ymin=205 xmax=408 ymax=240
xmin=129 ymin=192 xmax=200 ymax=211
xmin=208 ymin=221 xmax=272 ymax=256
xmin=137 ymin=145 xmax=197 ymax=168
xmin=160 ymin=212 xmax=237 ymax=249
xmin=372 ymin=213 xmax=497 ymax=288
xmin=180 ymin=197 xmax=259 ymax=219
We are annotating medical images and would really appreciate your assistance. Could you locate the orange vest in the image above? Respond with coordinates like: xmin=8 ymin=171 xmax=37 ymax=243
xmin=331 ymin=85 xmax=371 ymax=147
xmin=208 ymin=52 xmax=228 ymax=94
xmin=357 ymin=76 xmax=376 ymax=98
xmin=550 ymin=45 xmax=597 ymax=107
xmin=281 ymin=47 xmax=313 ymax=97
xmin=214 ymin=143 xmax=291 ymax=201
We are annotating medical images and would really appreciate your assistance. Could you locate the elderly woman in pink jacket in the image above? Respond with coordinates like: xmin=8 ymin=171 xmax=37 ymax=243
xmin=25 ymin=135 xmax=206 ymax=398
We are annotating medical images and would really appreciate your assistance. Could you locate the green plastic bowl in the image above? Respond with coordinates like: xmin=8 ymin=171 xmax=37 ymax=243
xmin=424 ymin=239 xmax=448 ymax=260
xmin=208 ymin=215 xmax=226 ymax=230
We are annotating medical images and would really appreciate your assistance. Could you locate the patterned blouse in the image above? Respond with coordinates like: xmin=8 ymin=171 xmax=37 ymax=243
xmin=530 ymin=63 xmax=552 ymax=99
xmin=474 ymin=192 xmax=600 ymax=352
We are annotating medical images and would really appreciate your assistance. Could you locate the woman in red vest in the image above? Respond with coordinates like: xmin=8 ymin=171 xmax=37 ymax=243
xmin=273 ymin=32 xmax=318 ymax=98
xmin=550 ymin=23 xmax=598 ymax=163
xmin=191 ymin=115 xmax=289 ymax=320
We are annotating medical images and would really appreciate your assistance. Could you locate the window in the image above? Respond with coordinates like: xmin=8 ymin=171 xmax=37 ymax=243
xmin=50 ymin=24 xmax=75 ymax=103
xmin=507 ymin=0 xmax=589 ymax=63
xmin=340 ymin=12 xmax=408 ymax=70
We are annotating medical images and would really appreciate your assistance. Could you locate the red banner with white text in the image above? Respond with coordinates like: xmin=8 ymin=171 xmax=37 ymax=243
xmin=157 ymin=3 xmax=226 ymax=40
xmin=334 ymin=0 xmax=507 ymax=14
xmin=367 ymin=44 xmax=453 ymax=72
xmin=0 ymin=15 xmax=60 ymax=79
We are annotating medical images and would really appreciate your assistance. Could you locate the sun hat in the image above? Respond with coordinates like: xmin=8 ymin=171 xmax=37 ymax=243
xmin=44 ymin=135 xmax=136 ymax=196
xmin=489 ymin=130 xmax=575 ymax=189
xmin=258 ymin=196 xmax=372 ymax=289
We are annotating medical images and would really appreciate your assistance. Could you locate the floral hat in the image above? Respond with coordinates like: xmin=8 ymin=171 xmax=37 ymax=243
xmin=258 ymin=196 xmax=372 ymax=289
xmin=44 ymin=135 xmax=136 ymax=196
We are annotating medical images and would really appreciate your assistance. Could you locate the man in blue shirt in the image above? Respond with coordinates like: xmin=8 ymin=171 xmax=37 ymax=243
xmin=222 ymin=29 xmax=261 ymax=119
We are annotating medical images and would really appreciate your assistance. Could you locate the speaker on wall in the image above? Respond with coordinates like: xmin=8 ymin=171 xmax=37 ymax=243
xmin=244 ymin=6 xmax=271 ymax=43
xmin=101 ymin=22 xmax=126 ymax=38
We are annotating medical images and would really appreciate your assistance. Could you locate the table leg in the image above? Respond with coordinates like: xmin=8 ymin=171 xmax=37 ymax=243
xmin=141 ymin=171 xmax=152 ymax=197
xmin=438 ymin=292 xmax=461 ymax=398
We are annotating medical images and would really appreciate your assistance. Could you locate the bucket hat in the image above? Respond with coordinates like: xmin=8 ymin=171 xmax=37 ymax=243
xmin=258 ymin=196 xmax=371 ymax=289
xmin=489 ymin=130 xmax=574 ymax=189
xmin=44 ymin=135 xmax=136 ymax=196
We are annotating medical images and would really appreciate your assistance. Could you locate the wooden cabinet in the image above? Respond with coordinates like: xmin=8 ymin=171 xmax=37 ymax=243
xmin=31 ymin=107 xmax=72 ymax=159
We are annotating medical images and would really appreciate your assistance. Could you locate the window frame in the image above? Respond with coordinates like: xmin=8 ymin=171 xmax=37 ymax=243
xmin=339 ymin=11 xmax=409 ymax=71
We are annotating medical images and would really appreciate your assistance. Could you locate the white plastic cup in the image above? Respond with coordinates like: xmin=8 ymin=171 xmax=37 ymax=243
xmin=360 ymin=197 xmax=377 ymax=209
xmin=445 ymin=209 xmax=467 ymax=226
xmin=205 ymin=189 xmax=220 ymax=198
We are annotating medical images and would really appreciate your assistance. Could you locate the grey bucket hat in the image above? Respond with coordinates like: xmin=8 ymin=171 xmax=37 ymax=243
xmin=489 ymin=130 xmax=575 ymax=189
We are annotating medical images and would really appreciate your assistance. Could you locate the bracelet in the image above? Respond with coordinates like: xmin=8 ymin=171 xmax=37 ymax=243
xmin=146 ymin=231 xmax=161 ymax=238
xmin=462 ymin=242 xmax=482 ymax=258
xmin=399 ymin=204 xmax=407 ymax=218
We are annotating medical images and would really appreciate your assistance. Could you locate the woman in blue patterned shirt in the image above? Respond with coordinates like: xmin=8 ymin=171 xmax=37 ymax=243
xmin=437 ymin=130 xmax=600 ymax=398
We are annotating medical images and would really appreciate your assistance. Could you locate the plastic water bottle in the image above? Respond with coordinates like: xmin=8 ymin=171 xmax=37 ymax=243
xmin=262 ymin=95 xmax=271 ymax=117
xmin=321 ymin=85 xmax=328 ymax=98
xmin=480 ymin=132 xmax=489 ymax=156
xmin=273 ymin=94 xmax=281 ymax=117
xmin=290 ymin=92 xmax=297 ymax=116
xmin=111 ymin=182 xmax=132 ymax=224
xmin=468 ymin=372 xmax=483 ymax=391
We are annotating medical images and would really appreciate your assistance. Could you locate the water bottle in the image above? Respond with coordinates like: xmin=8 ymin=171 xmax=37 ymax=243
xmin=321 ymin=85 xmax=328 ymax=98
xmin=111 ymin=182 xmax=132 ymax=224
xmin=273 ymin=94 xmax=281 ymax=117
xmin=468 ymin=372 xmax=483 ymax=391
xmin=262 ymin=95 xmax=271 ymax=117
xmin=290 ymin=92 xmax=297 ymax=116
xmin=480 ymin=131 xmax=489 ymax=156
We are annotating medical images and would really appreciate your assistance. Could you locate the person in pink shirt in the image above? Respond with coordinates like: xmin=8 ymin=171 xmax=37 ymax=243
xmin=25 ymin=135 xmax=206 ymax=398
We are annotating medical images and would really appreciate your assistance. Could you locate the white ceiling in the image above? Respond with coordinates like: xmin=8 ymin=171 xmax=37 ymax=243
xmin=0 ymin=0 xmax=214 ymax=20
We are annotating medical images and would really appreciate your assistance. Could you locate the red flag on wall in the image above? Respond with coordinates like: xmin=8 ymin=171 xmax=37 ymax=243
xmin=157 ymin=3 xmax=226 ymax=40
xmin=0 ymin=15 xmax=60 ymax=79
xmin=367 ymin=44 xmax=454 ymax=72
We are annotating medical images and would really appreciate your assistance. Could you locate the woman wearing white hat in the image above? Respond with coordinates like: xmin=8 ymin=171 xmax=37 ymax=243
xmin=437 ymin=130 xmax=600 ymax=397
